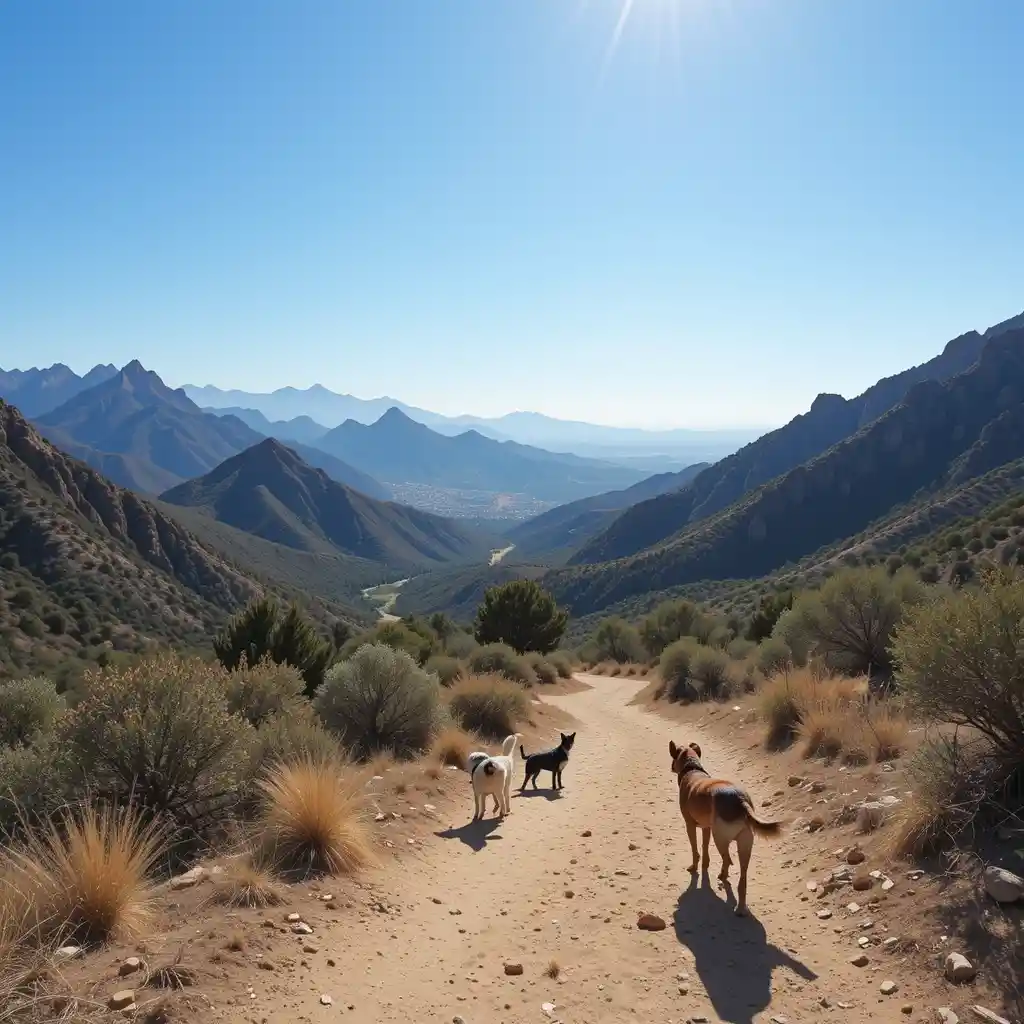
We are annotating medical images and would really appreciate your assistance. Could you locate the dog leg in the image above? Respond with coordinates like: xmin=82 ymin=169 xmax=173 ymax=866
xmin=713 ymin=828 xmax=733 ymax=883
xmin=684 ymin=815 xmax=700 ymax=873
xmin=502 ymin=774 xmax=512 ymax=817
xmin=473 ymin=790 xmax=482 ymax=821
xmin=701 ymin=827 xmax=711 ymax=874
xmin=735 ymin=827 xmax=753 ymax=915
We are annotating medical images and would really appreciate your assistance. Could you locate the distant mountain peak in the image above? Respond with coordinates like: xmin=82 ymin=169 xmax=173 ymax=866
xmin=809 ymin=393 xmax=847 ymax=414
xmin=376 ymin=406 xmax=418 ymax=428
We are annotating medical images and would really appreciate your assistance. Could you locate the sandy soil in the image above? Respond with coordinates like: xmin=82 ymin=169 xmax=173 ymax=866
xmin=244 ymin=673 xmax=938 ymax=1024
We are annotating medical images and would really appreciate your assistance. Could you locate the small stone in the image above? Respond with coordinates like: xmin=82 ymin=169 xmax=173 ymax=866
xmin=257 ymin=960 xmax=275 ymax=971
xmin=564 ymin=890 xmax=575 ymax=899
xmin=811 ymin=781 xmax=827 ymax=793
xmin=852 ymin=871 xmax=874 ymax=891
xmin=108 ymin=991 xmax=135 ymax=1012
xmin=771 ymin=1016 xmax=790 ymax=1023
xmin=857 ymin=936 xmax=872 ymax=948
xmin=806 ymin=880 xmax=819 ymax=892
xmin=678 ymin=984 xmax=689 ymax=995
xmin=169 ymin=865 xmax=207 ymax=890
xmin=881 ymin=876 xmax=896 ymax=892
xmin=902 ymin=1004 xmax=914 ymax=1015
xmin=816 ymin=909 xmax=832 ymax=920
xmin=970 ymin=1008 xmax=1010 ymax=1024
xmin=847 ymin=902 xmax=861 ymax=913
xmin=292 ymin=922 xmax=314 ymax=935
xmin=846 ymin=846 xmax=866 ymax=865
xmin=637 ymin=912 xmax=666 ymax=931
xmin=880 ymin=980 xmax=899 ymax=995
xmin=303 ymin=945 xmax=319 ymax=954
xmin=118 ymin=957 xmax=142 ymax=977
xmin=808 ymin=816 xmax=825 ymax=832
xmin=935 ymin=1009 xmax=959 ymax=1024
xmin=983 ymin=865 xmax=1024 ymax=904
xmin=55 ymin=946 xmax=82 ymax=961
xmin=944 ymin=952 xmax=977 ymax=983
xmin=580 ymin=829 xmax=592 ymax=837
xmin=850 ymin=954 xmax=869 ymax=967
xmin=286 ymin=913 xmax=301 ymax=923
xmin=788 ymin=775 xmax=804 ymax=787
xmin=453 ymin=1017 xmax=467 ymax=1024
xmin=883 ymin=936 xmax=900 ymax=951
xmin=504 ymin=962 xmax=524 ymax=976
xmin=262 ymin=919 xmax=276 ymax=929
xmin=320 ymin=994 xmax=332 ymax=1006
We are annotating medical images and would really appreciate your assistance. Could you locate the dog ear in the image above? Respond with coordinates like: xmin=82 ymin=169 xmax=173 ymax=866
xmin=689 ymin=741 xmax=702 ymax=758
xmin=669 ymin=740 xmax=679 ymax=758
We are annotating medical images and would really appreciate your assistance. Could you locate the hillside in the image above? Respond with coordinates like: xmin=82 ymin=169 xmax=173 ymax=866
xmin=572 ymin=311 xmax=1023 ymax=566
xmin=546 ymin=327 xmax=1024 ymax=616
xmin=391 ymin=562 xmax=548 ymax=622
xmin=315 ymin=407 xmax=647 ymax=503
xmin=33 ymin=362 xmax=389 ymax=498
xmin=0 ymin=362 xmax=118 ymax=417
xmin=202 ymin=405 xmax=330 ymax=445
xmin=0 ymin=399 xmax=261 ymax=678
xmin=505 ymin=461 xmax=709 ymax=561
xmin=160 ymin=438 xmax=494 ymax=570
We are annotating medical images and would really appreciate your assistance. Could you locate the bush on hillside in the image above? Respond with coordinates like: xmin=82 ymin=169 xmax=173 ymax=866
xmin=747 ymin=590 xmax=794 ymax=643
xmin=314 ymin=643 xmax=442 ymax=760
xmin=756 ymin=636 xmax=793 ymax=676
xmin=726 ymin=637 xmax=756 ymax=661
xmin=0 ymin=734 xmax=69 ymax=835
xmin=467 ymin=643 xmax=536 ymax=685
xmin=447 ymin=674 xmax=530 ymax=739
xmin=443 ymin=629 xmax=479 ymax=660
xmin=525 ymin=652 xmax=557 ymax=684
xmin=226 ymin=658 xmax=306 ymax=727
xmin=343 ymin=620 xmax=436 ymax=666
xmin=473 ymin=579 xmax=568 ymax=654
xmin=770 ymin=608 xmax=811 ymax=666
xmin=691 ymin=646 xmax=733 ymax=699
xmin=591 ymin=617 xmax=646 ymax=664
xmin=61 ymin=654 xmax=253 ymax=829
xmin=892 ymin=567 xmax=1024 ymax=759
xmin=787 ymin=567 xmax=925 ymax=678
xmin=248 ymin=706 xmax=345 ymax=778
xmin=659 ymin=638 xmax=699 ymax=702
xmin=547 ymin=651 xmax=573 ymax=678
xmin=640 ymin=599 xmax=701 ymax=656
xmin=0 ymin=676 xmax=65 ymax=747
xmin=424 ymin=653 xmax=465 ymax=686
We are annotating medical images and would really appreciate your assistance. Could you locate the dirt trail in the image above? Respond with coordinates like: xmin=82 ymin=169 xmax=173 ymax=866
xmin=264 ymin=675 xmax=903 ymax=1024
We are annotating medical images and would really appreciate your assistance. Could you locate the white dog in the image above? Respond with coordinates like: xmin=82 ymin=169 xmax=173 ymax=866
xmin=466 ymin=734 xmax=520 ymax=821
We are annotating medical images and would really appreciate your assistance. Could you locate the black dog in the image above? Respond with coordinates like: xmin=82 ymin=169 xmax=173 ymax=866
xmin=520 ymin=732 xmax=576 ymax=791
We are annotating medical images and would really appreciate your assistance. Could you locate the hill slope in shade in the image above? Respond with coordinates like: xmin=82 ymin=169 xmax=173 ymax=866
xmin=0 ymin=363 xmax=119 ymax=417
xmin=505 ymin=461 xmax=710 ymax=561
xmin=33 ymin=362 xmax=389 ymax=498
xmin=546 ymin=327 xmax=1024 ymax=616
xmin=0 ymin=399 xmax=263 ymax=675
xmin=315 ymin=407 xmax=647 ymax=503
xmin=572 ymin=311 xmax=1023 ymax=566
xmin=160 ymin=438 xmax=494 ymax=570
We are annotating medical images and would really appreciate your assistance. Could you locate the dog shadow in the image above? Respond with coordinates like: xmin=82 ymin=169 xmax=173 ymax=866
xmin=434 ymin=817 xmax=504 ymax=852
xmin=513 ymin=788 xmax=564 ymax=802
xmin=673 ymin=871 xmax=817 ymax=1024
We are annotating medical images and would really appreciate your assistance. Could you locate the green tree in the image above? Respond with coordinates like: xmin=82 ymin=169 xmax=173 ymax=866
xmin=473 ymin=580 xmax=567 ymax=654
xmin=640 ymin=599 xmax=701 ymax=655
xmin=747 ymin=590 xmax=794 ymax=643
xmin=591 ymin=617 xmax=646 ymax=664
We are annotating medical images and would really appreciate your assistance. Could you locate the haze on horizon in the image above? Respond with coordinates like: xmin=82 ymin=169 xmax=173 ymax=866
xmin=2 ymin=1 xmax=1022 ymax=430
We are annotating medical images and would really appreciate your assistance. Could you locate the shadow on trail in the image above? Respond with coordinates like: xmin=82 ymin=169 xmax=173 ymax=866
xmin=434 ymin=817 xmax=503 ymax=852
xmin=673 ymin=871 xmax=817 ymax=1024
xmin=513 ymin=788 xmax=564 ymax=802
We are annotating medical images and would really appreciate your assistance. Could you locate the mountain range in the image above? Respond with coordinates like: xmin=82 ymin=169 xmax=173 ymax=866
xmin=160 ymin=438 xmax=492 ymax=571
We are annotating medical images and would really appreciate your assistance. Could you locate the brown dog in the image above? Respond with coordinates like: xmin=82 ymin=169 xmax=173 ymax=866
xmin=669 ymin=740 xmax=783 ymax=915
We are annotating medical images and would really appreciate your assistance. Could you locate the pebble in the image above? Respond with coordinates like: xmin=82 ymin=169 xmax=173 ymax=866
xmin=108 ymin=991 xmax=135 ymax=1011
xmin=637 ymin=912 xmax=666 ymax=931
xmin=292 ymin=922 xmax=314 ymax=935
xmin=286 ymin=913 xmax=301 ymax=923
xmin=902 ymin=1005 xmax=914 ymax=1015
xmin=880 ymin=980 xmax=899 ymax=995
xmin=846 ymin=846 xmax=866 ymax=865
xmin=55 ymin=946 xmax=82 ymax=961
xmin=816 ymin=909 xmax=832 ymax=920
xmin=320 ymin=994 xmax=332 ymax=1006
xmin=935 ymin=1010 xmax=959 ymax=1024
xmin=850 ymin=954 xmax=869 ymax=967
xmin=504 ymin=963 xmax=524 ymax=976
xmin=168 ymin=865 xmax=207 ymax=890
xmin=983 ymin=865 xmax=1024 ymax=904
xmin=970 ymin=1008 xmax=1010 ymax=1024
xmin=118 ymin=957 xmax=142 ymax=977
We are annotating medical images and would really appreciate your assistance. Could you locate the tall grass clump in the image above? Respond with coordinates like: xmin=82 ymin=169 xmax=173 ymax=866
xmin=3 ymin=805 xmax=164 ymax=946
xmin=314 ymin=643 xmax=442 ymax=760
xmin=447 ymin=674 xmax=529 ymax=739
xmin=525 ymin=652 xmax=557 ymax=685
xmin=429 ymin=725 xmax=476 ymax=769
xmin=757 ymin=668 xmax=821 ymax=749
xmin=467 ymin=644 xmax=536 ymax=686
xmin=547 ymin=652 xmax=573 ymax=679
xmin=255 ymin=756 xmax=374 ymax=877
xmin=690 ymin=646 xmax=733 ymax=699
xmin=658 ymin=639 xmax=698 ymax=702
xmin=756 ymin=637 xmax=792 ymax=676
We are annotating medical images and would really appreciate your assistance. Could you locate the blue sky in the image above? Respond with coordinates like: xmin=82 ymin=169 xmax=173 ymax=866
xmin=1 ymin=1 xmax=1022 ymax=429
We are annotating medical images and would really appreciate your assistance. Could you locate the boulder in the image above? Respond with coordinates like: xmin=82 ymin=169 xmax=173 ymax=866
xmin=983 ymin=865 xmax=1023 ymax=904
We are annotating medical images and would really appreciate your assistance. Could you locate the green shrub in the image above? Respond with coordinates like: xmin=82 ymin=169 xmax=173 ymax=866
xmin=424 ymin=654 xmax=465 ymax=686
xmin=0 ymin=733 xmax=70 ymax=834
xmin=525 ymin=652 xmax=557 ymax=684
xmin=659 ymin=639 xmax=698 ymax=702
xmin=747 ymin=591 xmax=794 ymax=643
xmin=447 ymin=674 xmax=530 ymax=739
xmin=756 ymin=636 xmax=792 ymax=676
xmin=726 ymin=638 xmax=756 ymax=661
xmin=473 ymin=580 xmax=568 ymax=654
xmin=314 ymin=644 xmax=442 ymax=760
xmin=467 ymin=643 xmax=536 ymax=685
xmin=61 ymin=654 xmax=253 ymax=827
xmin=0 ymin=676 xmax=65 ymax=747
xmin=547 ymin=652 xmax=573 ymax=679
xmin=591 ymin=617 xmax=646 ymax=663
xmin=640 ymin=599 xmax=701 ymax=655
xmin=691 ymin=647 xmax=732 ymax=699
xmin=344 ymin=620 xmax=436 ymax=666
xmin=225 ymin=658 xmax=307 ymax=727
xmin=443 ymin=629 xmax=478 ymax=660
xmin=247 ymin=706 xmax=345 ymax=778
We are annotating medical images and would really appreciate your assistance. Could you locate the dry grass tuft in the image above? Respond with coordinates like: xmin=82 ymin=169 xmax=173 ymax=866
xmin=544 ymin=959 xmax=560 ymax=979
xmin=429 ymin=725 xmax=475 ymax=770
xmin=2 ymin=805 xmax=163 ymax=948
xmin=255 ymin=756 xmax=375 ymax=878
xmin=206 ymin=858 xmax=285 ymax=909
xmin=447 ymin=674 xmax=530 ymax=739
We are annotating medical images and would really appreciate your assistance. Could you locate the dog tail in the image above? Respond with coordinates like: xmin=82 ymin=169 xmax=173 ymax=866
xmin=501 ymin=733 xmax=519 ymax=757
xmin=519 ymin=744 xmax=528 ymax=760
xmin=746 ymin=810 xmax=785 ymax=839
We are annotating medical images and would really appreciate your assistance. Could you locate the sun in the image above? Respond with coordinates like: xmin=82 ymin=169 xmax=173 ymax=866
xmin=592 ymin=0 xmax=724 ymax=70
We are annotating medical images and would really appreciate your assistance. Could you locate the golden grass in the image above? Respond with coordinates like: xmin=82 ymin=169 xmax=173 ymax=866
xmin=429 ymin=725 xmax=475 ymax=770
xmin=255 ymin=756 xmax=375 ymax=877
xmin=1 ymin=805 xmax=163 ymax=947
xmin=544 ymin=959 xmax=560 ymax=979
xmin=446 ymin=674 xmax=529 ymax=739
xmin=206 ymin=858 xmax=285 ymax=909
